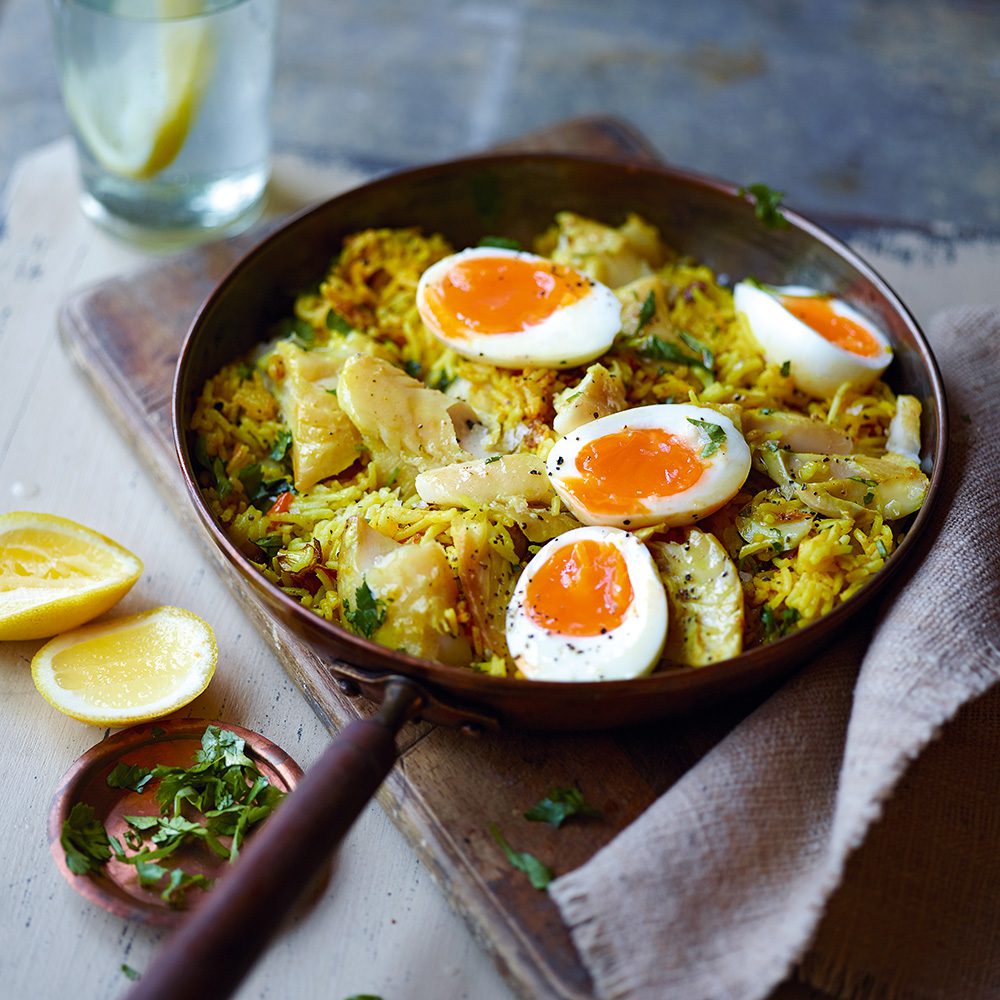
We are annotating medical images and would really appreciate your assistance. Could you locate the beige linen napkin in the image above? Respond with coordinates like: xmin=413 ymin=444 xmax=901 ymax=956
xmin=550 ymin=306 xmax=1000 ymax=1000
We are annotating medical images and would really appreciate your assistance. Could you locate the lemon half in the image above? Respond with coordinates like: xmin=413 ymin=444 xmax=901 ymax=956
xmin=31 ymin=606 xmax=217 ymax=727
xmin=0 ymin=512 xmax=143 ymax=641
xmin=64 ymin=1 xmax=214 ymax=181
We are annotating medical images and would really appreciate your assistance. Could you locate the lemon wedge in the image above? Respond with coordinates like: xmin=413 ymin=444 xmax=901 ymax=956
xmin=31 ymin=606 xmax=217 ymax=726
xmin=0 ymin=512 xmax=143 ymax=641
xmin=63 ymin=0 xmax=214 ymax=181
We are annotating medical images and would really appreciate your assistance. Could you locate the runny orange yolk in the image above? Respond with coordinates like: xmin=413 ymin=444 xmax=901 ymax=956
xmin=780 ymin=296 xmax=881 ymax=358
xmin=561 ymin=427 xmax=704 ymax=515
xmin=525 ymin=539 xmax=634 ymax=637
xmin=423 ymin=255 xmax=591 ymax=339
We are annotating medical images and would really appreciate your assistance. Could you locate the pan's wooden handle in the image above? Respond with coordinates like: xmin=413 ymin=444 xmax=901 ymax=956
xmin=126 ymin=680 xmax=420 ymax=1000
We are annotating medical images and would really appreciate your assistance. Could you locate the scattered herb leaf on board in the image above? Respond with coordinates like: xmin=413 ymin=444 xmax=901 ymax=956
xmin=524 ymin=787 xmax=601 ymax=828
xmin=488 ymin=823 xmax=553 ymax=889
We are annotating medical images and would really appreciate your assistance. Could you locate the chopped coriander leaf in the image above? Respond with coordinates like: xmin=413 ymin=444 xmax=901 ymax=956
xmin=161 ymin=868 xmax=212 ymax=905
xmin=484 ymin=455 xmax=501 ymax=464
xmin=198 ymin=725 xmax=254 ymax=769
xmin=61 ymin=802 xmax=111 ymax=875
xmin=488 ymin=823 xmax=553 ymax=889
xmin=124 ymin=814 xmax=160 ymax=831
xmin=238 ymin=463 xmax=263 ymax=499
xmin=76 ymin=725 xmax=290 ymax=909
xmin=135 ymin=860 xmax=212 ymax=905
xmin=738 ymin=183 xmax=790 ymax=229
xmin=780 ymin=360 xmax=791 ymax=377
xmin=269 ymin=430 xmax=292 ymax=462
xmin=478 ymin=235 xmax=521 ymax=251
xmin=678 ymin=331 xmax=715 ymax=371
xmin=761 ymin=604 xmax=800 ymax=642
xmin=524 ymin=787 xmax=601 ymax=828
xmin=211 ymin=458 xmax=232 ymax=500
xmin=325 ymin=310 xmax=353 ymax=335
xmin=403 ymin=359 xmax=422 ymax=379
xmin=636 ymin=290 xmax=656 ymax=333
xmin=235 ymin=361 xmax=254 ymax=381
xmin=849 ymin=476 xmax=878 ymax=487
xmin=875 ymin=539 xmax=888 ymax=558
xmin=120 ymin=965 xmax=141 ymax=982
xmin=864 ymin=491 xmax=874 ymax=505
xmin=686 ymin=417 xmax=726 ymax=458
xmin=193 ymin=435 xmax=212 ymax=471
xmin=638 ymin=336 xmax=696 ymax=365
xmin=255 ymin=534 xmax=284 ymax=560
xmin=106 ymin=763 xmax=154 ymax=794
xmin=344 ymin=580 xmax=387 ymax=638
xmin=431 ymin=370 xmax=454 ymax=392
xmin=278 ymin=317 xmax=316 ymax=349
xmin=135 ymin=859 xmax=171 ymax=888
xmin=240 ymin=466 xmax=293 ymax=512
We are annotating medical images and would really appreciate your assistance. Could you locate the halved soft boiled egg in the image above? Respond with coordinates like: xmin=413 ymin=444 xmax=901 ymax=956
xmin=734 ymin=282 xmax=893 ymax=397
xmin=506 ymin=526 xmax=667 ymax=681
xmin=415 ymin=247 xmax=621 ymax=369
xmin=546 ymin=403 xmax=751 ymax=529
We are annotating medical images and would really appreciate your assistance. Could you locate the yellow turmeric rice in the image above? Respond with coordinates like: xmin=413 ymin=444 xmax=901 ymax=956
xmin=191 ymin=213 xmax=928 ymax=677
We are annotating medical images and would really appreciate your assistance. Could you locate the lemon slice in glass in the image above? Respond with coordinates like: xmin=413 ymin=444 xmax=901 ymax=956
xmin=0 ymin=512 xmax=143 ymax=641
xmin=31 ymin=606 xmax=218 ymax=726
xmin=63 ymin=1 xmax=214 ymax=181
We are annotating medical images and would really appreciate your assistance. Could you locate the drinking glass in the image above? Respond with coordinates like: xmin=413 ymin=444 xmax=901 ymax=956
xmin=50 ymin=0 xmax=279 ymax=244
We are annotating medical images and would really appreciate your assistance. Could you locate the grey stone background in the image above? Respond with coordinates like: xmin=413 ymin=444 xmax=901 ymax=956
xmin=2 ymin=0 xmax=998 ymax=229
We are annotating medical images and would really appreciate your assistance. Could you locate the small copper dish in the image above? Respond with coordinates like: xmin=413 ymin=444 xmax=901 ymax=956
xmin=48 ymin=718 xmax=304 ymax=926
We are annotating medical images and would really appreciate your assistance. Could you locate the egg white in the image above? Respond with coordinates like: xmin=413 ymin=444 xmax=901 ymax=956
xmin=734 ymin=281 xmax=893 ymax=397
xmin=415 ymin=247 xmax=621 ymax=369
xmin=546 ymin=403 xmax=751 ymax=529
xmin=506 ymin=526 xmax=667 ymax=682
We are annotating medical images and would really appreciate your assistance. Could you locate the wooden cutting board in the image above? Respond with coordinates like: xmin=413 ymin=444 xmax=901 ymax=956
xmin=58 ymin=117 xmax=761 ymax=999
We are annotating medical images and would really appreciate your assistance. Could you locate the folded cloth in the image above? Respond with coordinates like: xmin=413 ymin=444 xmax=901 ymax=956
xmin=550 ymin=306 xmax=1000 ymax=1000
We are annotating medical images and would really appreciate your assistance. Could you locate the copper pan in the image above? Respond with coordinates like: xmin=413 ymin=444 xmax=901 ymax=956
xmin=173 ymin=153 xmax=946 ymax=732
xmin=134 ymin=154 xmax=946 ymax=1000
